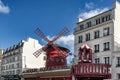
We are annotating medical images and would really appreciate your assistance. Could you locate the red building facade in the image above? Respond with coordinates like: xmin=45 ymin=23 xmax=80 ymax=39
xmin=21 ymin=44 xmax=111 ymax=80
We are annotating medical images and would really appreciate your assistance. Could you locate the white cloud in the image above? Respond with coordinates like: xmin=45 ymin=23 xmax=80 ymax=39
xmin=85 ymin=2 xmax=94 ymax=9
xmin=47 ymin=34 xmax=74 ymax=52
xmin=78 ymin=8 xmax=109 ymax=22
xmin=55 ymin=34 xmax=74 ymax=49
xmin=0 ymin=0 xmax=10 ymax=14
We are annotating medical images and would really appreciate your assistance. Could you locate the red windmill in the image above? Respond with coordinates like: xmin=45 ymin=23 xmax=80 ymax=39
xmin=33 ymin=27 xmax=70 ymax=67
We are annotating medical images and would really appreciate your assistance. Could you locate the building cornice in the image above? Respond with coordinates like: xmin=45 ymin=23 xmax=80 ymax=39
xmin=77 ymin=9 xmax=113 ymax=24
xmin=74 ymin=20 xmax=113 ymax=35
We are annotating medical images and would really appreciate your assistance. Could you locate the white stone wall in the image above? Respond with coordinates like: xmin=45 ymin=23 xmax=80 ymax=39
xmin=112 ymin=1 xmax=120 ymax=79
xmin=113 ymin=1 xmax=120 ymax=51
xmin=111 ymin=51 xmax=120 ymax=79
xmin=22 ymin=37 xmax=46 ymax=69
xmin=74 ymin=15 xmax=113 ymax=64
xmin=74 ymin=1 xmax=120 ymax=80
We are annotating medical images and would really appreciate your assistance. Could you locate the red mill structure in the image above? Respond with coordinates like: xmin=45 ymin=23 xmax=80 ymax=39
xmin=21 ymin=28 xmax=111 ymax=80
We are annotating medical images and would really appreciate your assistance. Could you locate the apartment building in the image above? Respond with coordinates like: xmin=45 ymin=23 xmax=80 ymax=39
xmin=0 ymin=49 xmax=3 ymax=79
xmin=1 ymin=37 xmax=46 ymax=80
xmin=74 ymin=1 xmax=120 ymax=80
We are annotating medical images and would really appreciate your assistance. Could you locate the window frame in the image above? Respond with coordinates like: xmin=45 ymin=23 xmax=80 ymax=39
xmin=104 ymin=57 xmax=110 ymax=64
xmin=103 ymin=27 xmax=110 ymax=36
xmin=94 ymin=30 xmax=100 ymax=39
xmin=86 ymin=33 xmax=90 ymax=41
xmin=86 ymin=21 xmax=92 ymax=28
xmin=78 ymin=35 xmax=83 ymax=43
xmin=103 ymin=42 xmax=110 ymax=51
xmin=94 ymin=44 xmax=99 ymax=53
xmin=95 ymin=58 xmax=100 ymax=64
xmin=116 ymin=57 xmax=120 ymax=67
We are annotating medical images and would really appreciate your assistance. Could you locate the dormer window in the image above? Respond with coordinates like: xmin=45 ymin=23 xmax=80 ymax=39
xmin=96 ymin=18 xmax=101 ymax=25
xmin=86 ymin=21 xmax=91 ymax=28
xmin=102 ymin=17 xmax=105 ymax=22
xmin=80 ymin=24 xmax=84 ymax=30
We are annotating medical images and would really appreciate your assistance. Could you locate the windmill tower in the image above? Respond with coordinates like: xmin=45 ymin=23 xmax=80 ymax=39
xmin=33 ymin=27 xmax=70 ymax=67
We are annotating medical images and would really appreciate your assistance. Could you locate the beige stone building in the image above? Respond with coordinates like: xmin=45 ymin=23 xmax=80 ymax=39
xmin=1 ymin=37 xmax=46 ymax=80
xmin=74 ymin=1 xmax=120 ymax=80
xmin=0 ymin=49 xmax=3 ymax=79
xmin=0 ymin=49 xmax=3 ymax=60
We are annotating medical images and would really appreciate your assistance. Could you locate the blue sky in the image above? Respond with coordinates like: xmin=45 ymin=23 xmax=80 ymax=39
xmin=0 ymin=0 xmax=118 ymax=51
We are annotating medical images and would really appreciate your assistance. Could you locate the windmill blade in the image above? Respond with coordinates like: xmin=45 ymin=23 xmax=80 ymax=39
xmin=33 ymin=46 xmax=48 ymax=58
xmin=34 ymin=28 xmax=49 ymax=42
xmin=51 ymin=44 xmax=67 ymax=57
xmin=51 ymin=27 xmax=69 ymax=42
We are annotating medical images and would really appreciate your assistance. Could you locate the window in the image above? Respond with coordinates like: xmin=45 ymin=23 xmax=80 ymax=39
xmin=12 ymin=64 xmax=14 ymax=69
xmin=6 ymin=71 xmax=9 ymax=75
xmin=108 ymin=15 xmax=111 ymax=20
xmin=6 ymin=65 xmax=8 ymax=70
xmin=94 ymin=44 xmax=99 ymax=53
xmin=13 ymin=70 xmax=15 ymax=75
xmin=9 ymin=71 xmax=12 ymax=75
xmin=15 ymin=56 xmax=18 ymax=61
xmin=106 ymin=15 xmax=111 ymax=21
xmin=9 ymin=65 xmax=10 ymax=69
xmin=43 ymin=56 xmax=46 ymax=60
xmin=9 ymin=64 xmax=12 ymax=69
xmin=94 ymin=30 xmax=100 ymax=39
xmin=102 ymin=17 xmax=105 ymax=22
xmin=104 ymin=42 xmax=110 ymax=51
xmin=86 ymin=21 xmax=91 ymax=28
xmin=118 ymin=74 xmax=120 ymax=79
xmin=86 ymin=33 xmax=90 ymax=41
xmin=15 ymin=49 xmax=19 ymax=53
xmin=78 ymin=35 xmax=83 ymax=43
xmin=17 ymin=56 xmax=20 ymax=61
xmin=13 ymin=57 xmax=15 ymax=62
xmin=103 ymin=27 xmax=110 ymax=36
xmin=16 ymin=69 xmax=21 ymax=74
xmin=2 ymin=72 xmax=5 ymax=75
xmin=80 ymin=24 xmax=84 ymax=30
xmin=19 ymin=48 xmax=23 ymax=53
xmin=96 ymin=18 xmax=101 ymax=25
xmin=116 ymin=57 xmax=120 ymax=67
xmin=16 ymin=63 xmax=20 ymax=68
xmin=56 ymin=58 xmax=60 ymax=62
xmin=95 ymin=58 xmax=100 ymax=64
xmin=104 ymin=57 xmax=110 ymax=64
xmin=2 ymin=66 xmax=5 ymax=70
xmin=61 ymin=59 xmax=64 ymax=62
